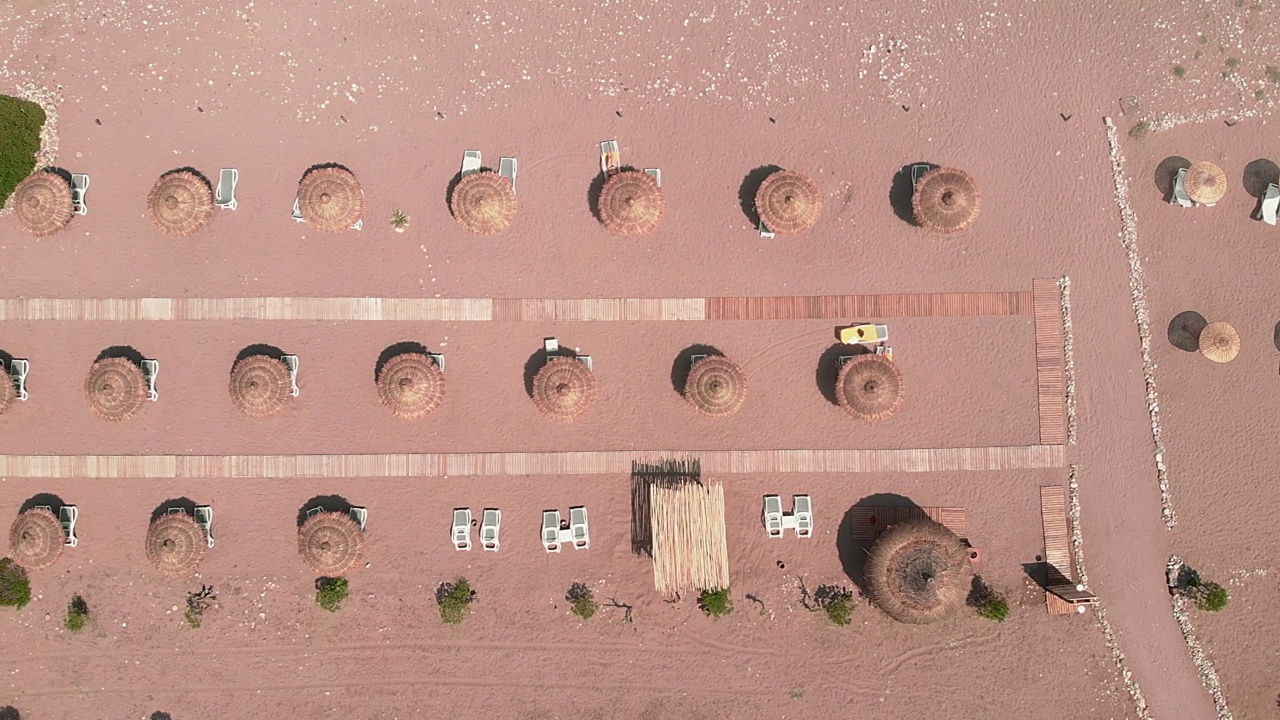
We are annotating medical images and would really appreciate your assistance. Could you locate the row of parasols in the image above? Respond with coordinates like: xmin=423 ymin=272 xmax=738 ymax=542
xmin=5 ymin=161 xmax=981 ymax=238
xmin=2 ymin=348 xmax=905 ymax=423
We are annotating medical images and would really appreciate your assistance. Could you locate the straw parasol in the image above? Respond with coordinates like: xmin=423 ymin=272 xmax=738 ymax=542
xmin=684 ymin=355 xmax=748 ymax=418
xmin=451 ymin=171 xmax=518 ymax=235
xmin=532 ymin=356 xmax=598 ymax=423
xmin=147 ymin=170 xmax=214 ymax=237
xmin=297 ymin=166 xmax=364 ymax=232
xmin=376 ymin=352 xmax=445 ymax=419
xmin=0 ymin=369 xmax=14 ymax=416
xmin=1199 ymin=321 xmax=1240 ymax=363
xmin=865 ymin=518 xmax=972 ymax=624
xmin=84 ymin=357 xmax=148 ymax=422
xmin=1185 ymin=161 xmax=1227 ymax=205
xmin=298 ymin=511 xmax=363 ymax=575
xmin=8 ymin=508 xmax=65 ymax=570
xmin=145 ymin=513 xmax=206 ymax=578
xmin=836 ymin=354 xmax=904 ymax=421
xmin=10 ymin=170 xmax=73 ymax=238
xmin=229 ymin=355 xmax=293 ymax=418
xmin=912 ymin=167 xmax=980 ymax=234
xmin=755 ymin=169 xmax=822 ymax=235
xmin=598 ymin=170 xmax=664 ymax=235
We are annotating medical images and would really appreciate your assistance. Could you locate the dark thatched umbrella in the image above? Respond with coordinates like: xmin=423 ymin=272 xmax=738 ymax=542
xmin=10 ymin=170 xmax=73 ymax=238
xmin=84 ymin=357 xmax=148 ymax=422
xmin=755 ymin=169 xmax=822 ymax=235
xmin=376 ymin=352 xmax=445 ymax=419
xmin=147 ymin=169 xmax=214 ymax=237
xmin=912 ymin=167 xmax=980 ymax=234
xmin=298 ymin=511 xmax=363 ymax=575
xmin=1199 ymin=321 xmax=1240 ymax=363
xmin=298 ymin=166 xmax=364 ymax=232
xmin=599 ymin=170 xmax=664 ymax=235
xmin=531 ymin=356 xmax=598 ymax=423
xmin=835 ymin=354 xmax=904 ymax=421
xmin=865 ymin=518 xmax=972 ymax=624
xmin=145 ymin=513 xmax=206 ymax=578
xmin=229 ymin=355 xmax=293 ymax=418
xmin=0 ymin=369 xmax=14 ymax=416
xmin=451 ymin=171 xmax=518 ymax=235
xmin=684 ymin=355 xmax=748 ymax=418
xmin=1185 ymin=161 xmax=1227 ymax=205
xmin=8 ymin=508 xmax=64 ymax=570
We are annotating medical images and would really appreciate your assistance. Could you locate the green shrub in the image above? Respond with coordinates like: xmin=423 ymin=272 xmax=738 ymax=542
xmin=64 ymin=595 xmax=89 ymax=632
xmin=437 ymin=577 xmax=475 ymax=624
xmin=1186 ymin=577 xmax=1229 ymax=612
xmin=967 ymin=576 xmax=1010 ymax=622
xmin=1225 ymin=57 xmax=1241 ymax=70
xmin=697 ymin=587 xmax=733 ymax=617
xmin=813 ymin=585 xmax=856 ymax=626
xmin=1173 ymin=65 xmax=1187 ymax=78
xmin=1267 ymin=65 xmax=1280 ymax=84
xmin=315 ymin=577 xmax=349 ymax=612
xmin=184 ymin=585 xmax=216 ymax=629
xmin=0 ymin=95 xmax=44 ymax=208
xmin=1256 ymin=88 xmax=1268 ymax=100
xmin=566 ymin=582 xmax=597 ymax=620
xmin=0 ymin=559 xmax=31 ymax=609
xmin=1128 ymin=121 xmax=1150 ymax=139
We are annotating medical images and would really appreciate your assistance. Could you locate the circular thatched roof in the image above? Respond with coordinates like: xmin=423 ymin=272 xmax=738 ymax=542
xmin=10 ymin=170 xmax=73 ymax=238
xmin=684 ymin=355 xmax=748 ymax=418
xmin=1185 ymin=161 xmax=1227 ymax=205
xmin=451 ymin=171 xmax=518 ymax=235
xmin=1199 ymin=321 xmax=1240 ymax=363
xmin=298 ymin=166 xmax=364 ymax=232
xmin=836 ymin=354 xmax=904 ymax=421
xmin=865 ymin=518 xmax=972 ymax=624
xmin=0 ymin=369 xmax=14 ymax=416
xmin=531 ymin=356 xmax=598 ymax=423
xmin=229 ymin=355 xmax=293 ymax=418
xmin=755 ymin=170 xmax=822 ymax=235
xmin=84 ymin=357 xmax=148 ymax=422
xmin=376 ymin=352 xmax=445 ymax=419
xmin=8 ymin=508 xmax=64 ymax=570
xmin=599 ymin=170 xmax=664 ymax=235
xmin=145 ymin=513 xmax=206 ymax=578
xmin=147 ymin=170 xmax=214 ymax=237
xmin=912 ymin=167 xmax=980 ymax=234
xmin=298 ymin=511 xmax=363 ymax=575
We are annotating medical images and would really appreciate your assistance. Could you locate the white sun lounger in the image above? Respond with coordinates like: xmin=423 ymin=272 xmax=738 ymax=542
xmin=481 ymin=508 xmax=501 ymax=551
xmin=215 ymin=168 xmax=238 ymax=210
xmin=544 ymin=337 xmax=560 ymax=355
xmin=1258 ymin=183 xmax=1279 ymax=225
xmin=499 ymin=157 xmax=517 ymax=194
xmin=281 ymin=355 xmax=300 ymax=396
xmin=350 ymin=218 xmax=363 ymax=231
xmin=542 ymin=510 xmax=562 ymax=553
xmin=59 ymin=505 xmax=78 ymax=547
xmin=429 ymin=352 xmax=446 ymax=373
xmin=71 ymin=173 xmax=89 ymax=215
xmin=911 ymin=163 xmax=932 ymax=187
xmin=762 ymin=495 xmax=784 ymax=538
xmin=349 ymin=506 xmax=368 ymax=532
xmin=461 ymin=150 xmax=482 ymax=178
xmin=758 ymin=218 xmax=775 ymax=239
xmin=291 ymin=196 xmax=305 ymax=222
xmin=576 ymin=355 xmax=593 ymax=371
xmin=600 ymin=140 xmax=620 ymax=175
xmin=8 ymin=358 xmax=29 ymax=401
xmin=644 ymin=168 xmax=662 ymax=187
xmin=452 ymin=508 xmax=472 ymax=551
xmin=1171 ymin=167 xmax=1193 ymax=207
xmin=140 ymin=358 xmax=159 ymax=402
xmin=570 ymin=506 xmax=589 ymax=549
xmin=194 ymin=505 xmax=215 ymax=548
xmin=306 ymin=506 xmax=324 ymax=519
xmin=793 ymin=495 xmax=813 ymax=538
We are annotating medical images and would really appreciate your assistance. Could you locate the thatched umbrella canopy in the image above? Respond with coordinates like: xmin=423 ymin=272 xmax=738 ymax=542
xmin=229 ymin=355 xmax=293 ymax=418
xmin=298 ymin=166 xmax=364 ymax=233
xmin=836 ymin=354 xmax=905 ymax=420
xmin=84 ymin=357 xmax=148 ymax=422
xmin=147 ymin=170 xmax=214 ymax=237
xmin=1199 ymin=321 xmax=1240 ymax=363
xmin=10 ymin=170 xmax=73 ymax=238
xmin=913 ymin=167 xmax=980 ymax=234
xmin=451 ymin=171 xmax=518 ymax=235
xmin=0 ymin=369 xmax=14 ymax=416
xmin=145 ymin=513 xmax=206 ymax=578
xmin=532 ymin=356 xmax=598 ymax=422
xmin=1186 ymin=161 xmax=1227 ymax=205
xmin=865 ymin=518 xmax=972 ymax=624
xmin=599 ymin=170 xmax=664 ymax=235
xmin=684 ymin=355 xmax=748 ymax=418
xmin=376 ymin=352 xmax=445 ymax=419
xmin=755 ymin=169 xmax=822 ymax=235
xmin=298 ymin=511 xmax=363 ymax=575
xmin=8 ymin=508 xmax=64 ymax=570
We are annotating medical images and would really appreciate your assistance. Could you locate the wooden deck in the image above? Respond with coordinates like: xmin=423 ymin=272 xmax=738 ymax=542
xmin=846 ymin=506 xmax=969 ymax=541
xmin=1032 ymin=280 xmax=1067 ymax=445
xmin=1040 ymin=485 xmax=1080 ymax=615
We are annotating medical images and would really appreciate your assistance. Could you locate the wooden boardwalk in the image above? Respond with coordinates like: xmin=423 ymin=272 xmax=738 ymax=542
xmin=0 ymin=445 xmax=1063 ymax=478
xmin=1040 ymin=485 xmax=1077 ymax=615
xmin=1032 ymin=280 xmax=1067 ymax=445
xmin=845 ymin=506 xmax=969 ymax=541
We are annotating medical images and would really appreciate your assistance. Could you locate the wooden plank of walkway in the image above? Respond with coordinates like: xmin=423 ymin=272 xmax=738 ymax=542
xmin=846 ymin=506 xmax=969 ymax=541
xmin=704 ymin=291 xmax=1031 ymax=320
xmin=0 ymin=445 xmax=1063 ymax=478
xmin=1040 ymin=485 xmax=1075 ymax=615
xmin=1032 ymin=279 xmax=1066 ymax=445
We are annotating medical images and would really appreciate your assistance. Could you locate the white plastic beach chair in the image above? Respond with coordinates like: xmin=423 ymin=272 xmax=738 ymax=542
xmin=576 ymin=355 xmax=593 ymax=371
xmin=461 ymin=150 xmax=482 ymax=178
xmin=452 ymin=508 xmax=472 ymax=551
xmin=599 ymin=140 xmax=620 ymax=175
xmin=349 ymin=506 xmax=368 ymax=532
xmin=1171 ymin=167 xmax=1193 ymax=208
xmin=350 ymin=218 xmax=363 ymax=231
xmin=644 ymin=168 xmax=662 ymax=187
xmin=306 ymin=506 xmax=324 ymax=519
xmin=570 ymin=506 xmax=589 ymax=549
xmin=71 ymin=173 xmax=89 ymax=216
xmin=59 ymin=505 xmax=78 ymax=547
xmin=281 ymin=354 xmax=300 ymax=396
xmin=8 ymin=358 xmax=29 ymax=401
xmin=758 ymin=218 xmax=775 ymax=239
xmin=499 ymin=157 xmax=517 ymax=194
xmin=793 ymin=495 xmax=812 ymax=538
xmin=141 ymin=358 xmax=159 ymax=402
xmin=194 ymin=505 xmax=215 ymax=548
xmin=1258 ymin=183 xmax=1279 ymax=225
xmin=481 ymin=508 xmax=501 ymax=552
xmin=542 ymin=510 xmax=561 ymax=553
xmin=215 ymin=168 xmax=238 ymax=210
xmin=911 ymin=163 xmax=932 ymax=187
xmin=544 ymin=337 xmax=560 ymax=355
xmin=429 ymin=352 xmax=446 ymax=373
xmin=761 ymin=495 xmax=784 ymax=538
xmin=291 ymin=196 xmax=305 ymax=222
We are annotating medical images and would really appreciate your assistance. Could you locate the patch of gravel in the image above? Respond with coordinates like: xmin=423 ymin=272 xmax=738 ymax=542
xmin=1058 ymin=275 xmax=1077 ymax=445
xmin=1166 ymin=556 xmax=1233 ymax=720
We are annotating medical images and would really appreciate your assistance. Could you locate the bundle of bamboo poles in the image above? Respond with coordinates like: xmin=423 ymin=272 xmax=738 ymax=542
xmin=649 ymin=481 xmax=730 ymax=596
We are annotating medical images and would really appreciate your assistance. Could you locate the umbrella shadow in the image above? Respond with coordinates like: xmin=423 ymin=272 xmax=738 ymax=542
xmin=94 ymin=345 xmax=146 ymax=367
xmin=816 ymin=343 xmax=869 ymax=405
xmin=43 ymin=166 xmax=73 ymax=187
xmin=19 ymin=493 xmax=66 ymax=514
xmin=1273 ymin=320 xmax=1280 ymax=352
xmin=1153 ymin=156 xmax=1191 ymax=201
xmin=1167 ymin=311 xmax=1207 ymax=352
xmin=445 ymin=171 xmax=462 ymax=218
xmin=523 ymin=347 xmax=550 ymax=398
xmin=149 ymin=713 xmax=171 ymax=720
xmin=149 ymin=497 xmax=197 ymax=524
xmin=587 ymin=171 xmax=607 ymax=222
xmin=670 ymin=344 xmax=723 ymax=396
xmin=1242 ymin=159 xmax=1279 ymax=199
xmin=738 ymin=164 xmax=783 ymax=227
xmin=235 ymin=343 xmax=286 ymax=367
xmin=375 ymin=341 xmax=430 ymax=383
xmin=0 ymin=348 xmax=11 ymax=371
xmin=303 ymin=162 xmax=354 ymax=181
xmin=838 ymin=493 xmax=922 ymax=593
xmin=297 ymin=495 xmax=352 ymax=527
xmin=890 ymin=162 xmax=936 ymax=225
xmin=0 ymin=707 xmax=19 ymax=720
xmin=161 ymin=166 xmax=214 ymax=192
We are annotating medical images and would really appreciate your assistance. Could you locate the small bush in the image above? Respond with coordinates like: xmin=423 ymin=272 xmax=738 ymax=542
xmin=437 ymin=577 xmax=476 ymax=624
xmin=1267 ymin=65 xmax=1280 ymax=84
xmin=184 ymin=585 xmax=216 ymax=629
xmin=315 ymin=577 xmax=349 ymax=612
xmin=566 ymin=582 xmax=597 ymax=620
xmin=1256 ymin=88 xmax=1268 ymax=100
xmin=967 ymin=576 xmax=1010 ymax=622
xmin=1185 ymin=575 xmax=1229 ymax=612
xmin=1173 ymin=65 xmax=1187 ymax=78
xmin=1128 ymin=121 xmax=1150 ymax=140
xmin=1225 ymin=57 xmax=1241 ymax=72
xmin=697 ymin=587 xmax=733 ymax=617
xmin=64 ymin=595 xmax=89 ymax=632
xmin=1193 ymin=50 xmax=1203 ymax=60
xmin=1198 ymin=33 xmax=1208 ymax=45
xmin=0 ymin=559 xmax=31 ymax=609
xmin=813 ymin=585 xmax=856 ymax=626
xmin=390 ymin=209 xmax=410 ymax=232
